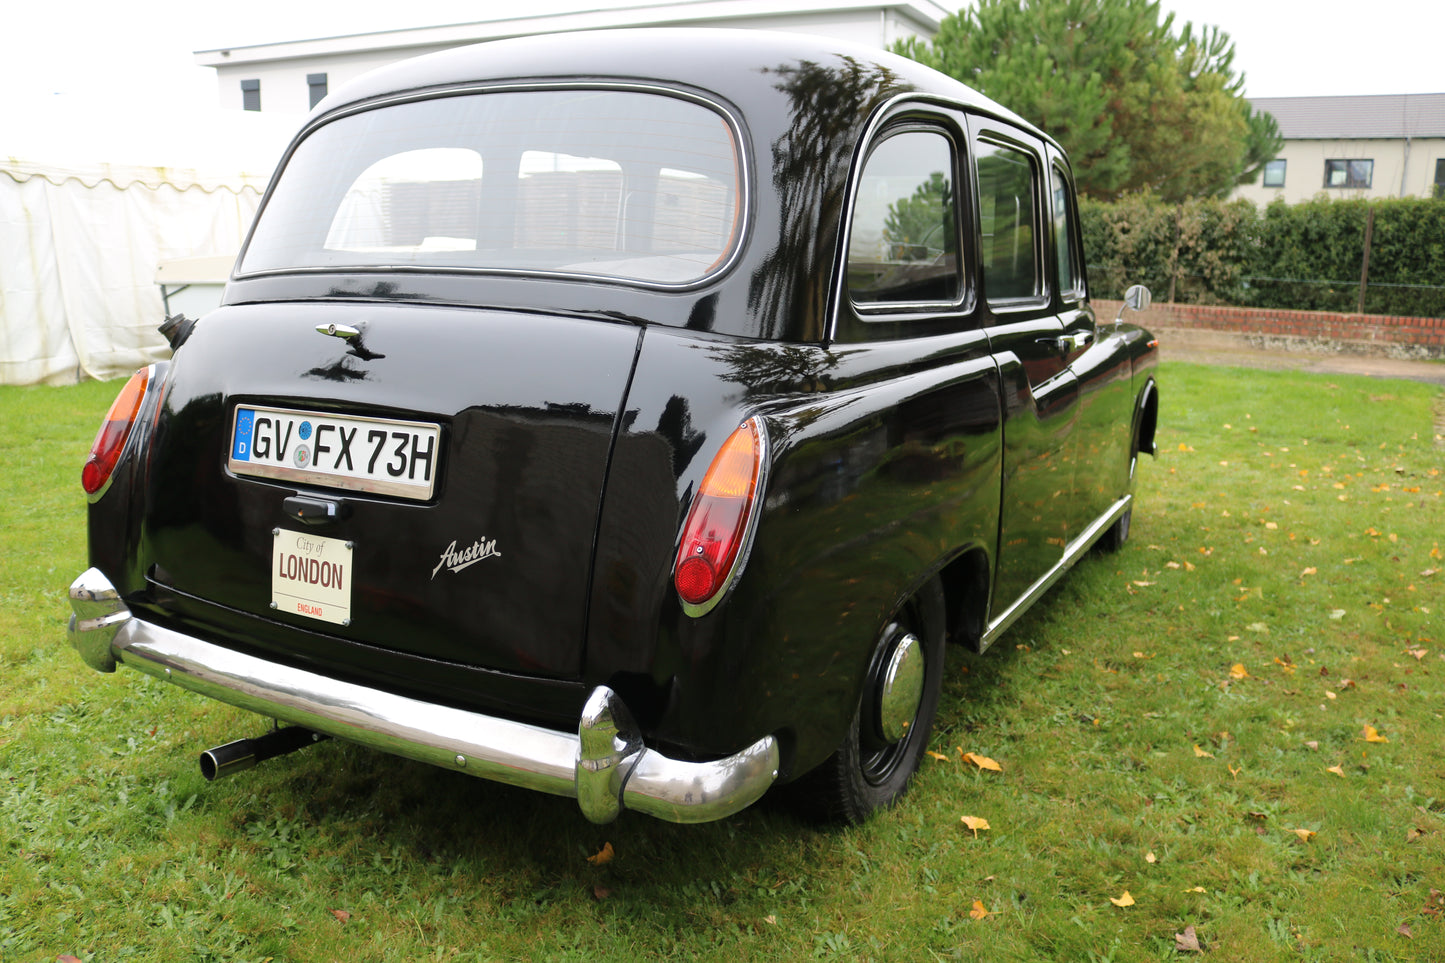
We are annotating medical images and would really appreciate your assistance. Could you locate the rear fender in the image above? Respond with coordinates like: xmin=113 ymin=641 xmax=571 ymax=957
xmin=87 ymin=361 xmax=170 ymax=597
xmin=587 ymin=326 xmax=1004 ymax=776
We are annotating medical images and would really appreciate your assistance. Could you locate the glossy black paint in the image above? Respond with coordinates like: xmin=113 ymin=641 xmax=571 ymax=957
xmin=587 ymin=324 xmax=1005 ymax=768
xmin=85 ymin=29 xmax=1159 ymax=788
xmin=224 ymin=30 xmax=1028 ymax=345
xmin=143 ymin=301 xmax=638 ymax=680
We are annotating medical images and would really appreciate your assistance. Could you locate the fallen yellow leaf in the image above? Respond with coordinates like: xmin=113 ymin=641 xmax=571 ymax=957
xmin=1229 ymin=663 xmax=1249 ymax=680
xmin=961 ymin=752 xmax=1003 ymax=772
xmin=969 ymin=899 xmax=989 ymax=920
xmin=587 ymin=842 xmax=615 ymax=866
xmin=1185 ymin=886 xmax=1206 ymax=893
xmin=1193 ymin=744 xmax=1214 ymax=758
xmin=1146 ymin=852 xmax=1157 ymax=864
xmin=960 ymin=815 xmax=990 ymax=837
xmin=1363 ymin=725 xmax=1389 ymax=743
xmin=926 ymin=750 xmax=950 ymax=761
xmin=1326 ymin=765 xmax=1345 ymax=778
xmin=1290 ymin=828 xmax=1317 ymax=842
xmin=1110 ymin=891 xmax=1135 ymax=907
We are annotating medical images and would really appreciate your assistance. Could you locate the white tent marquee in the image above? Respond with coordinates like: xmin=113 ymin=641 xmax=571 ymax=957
xmin=1 ymin=98 xmax=296 ymax=386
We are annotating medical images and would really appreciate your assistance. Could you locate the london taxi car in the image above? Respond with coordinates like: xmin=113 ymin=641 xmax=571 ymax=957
xmin=68 ymin=29 xmax=1158 ymax=825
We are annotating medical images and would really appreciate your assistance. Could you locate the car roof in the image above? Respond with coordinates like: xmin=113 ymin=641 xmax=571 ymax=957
xmin=250 ymin=29 xmax=1059 ymax=343
xmin=314 ymin=27 xmax=1044 ymax=143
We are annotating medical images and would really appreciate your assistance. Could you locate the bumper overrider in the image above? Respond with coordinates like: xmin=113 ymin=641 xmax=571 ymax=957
xmin=67 ymin=568 xmax=779 ymax=824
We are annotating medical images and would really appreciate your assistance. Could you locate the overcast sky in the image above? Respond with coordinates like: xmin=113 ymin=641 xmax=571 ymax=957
xmin=3 ymin=1 xmax=1439 ymax=121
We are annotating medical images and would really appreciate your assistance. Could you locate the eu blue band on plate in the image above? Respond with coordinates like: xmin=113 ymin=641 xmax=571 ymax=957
xmin=232 ymin=409 xmax=255 ymax=461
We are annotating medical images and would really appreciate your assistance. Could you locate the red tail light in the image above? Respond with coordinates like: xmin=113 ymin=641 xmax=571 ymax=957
xmin=82 ymin=368 xmax=150 ymax=496
xmin=674 ymin=418 xmax=765 ymax=614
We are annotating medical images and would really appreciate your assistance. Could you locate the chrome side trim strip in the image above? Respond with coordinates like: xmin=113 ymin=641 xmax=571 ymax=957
xmin=981 ymin=494 xmax=1132 ymax=651
xmin=67 ymin=570 xmax=778 ymax=824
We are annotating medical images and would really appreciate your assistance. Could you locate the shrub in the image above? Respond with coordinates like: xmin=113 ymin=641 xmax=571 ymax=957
xmin=1082 ymin=194 xmax=1445 ymax=317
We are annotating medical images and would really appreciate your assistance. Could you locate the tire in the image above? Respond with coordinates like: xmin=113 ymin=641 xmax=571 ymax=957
xmin=1097 ymin=502 xmax=1132 ymax=553
xmin=790 ymin=578 xmax=946 ymax=824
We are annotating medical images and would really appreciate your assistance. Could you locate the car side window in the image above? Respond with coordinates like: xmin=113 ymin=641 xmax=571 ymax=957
xmin=976 ymin=140 xmax=1041 ymax=304
xmin=847 ymin=130 xmax=962 ymax=308
xmin=1050 ymin=161 xmax=1084 ymax=303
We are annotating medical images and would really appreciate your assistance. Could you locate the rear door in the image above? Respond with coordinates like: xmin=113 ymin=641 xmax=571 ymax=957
xmin=970 ymin=121 xmax=1081 ymax=614
xmin=1046 ymin=149 xmax=1136 ymax=532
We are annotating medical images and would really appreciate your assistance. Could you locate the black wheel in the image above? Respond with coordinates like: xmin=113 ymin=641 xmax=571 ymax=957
xmin=1098 ymin=502 xmax=1132 ymax=552
xmin=790 ymin=579 xmax=946 ymax=824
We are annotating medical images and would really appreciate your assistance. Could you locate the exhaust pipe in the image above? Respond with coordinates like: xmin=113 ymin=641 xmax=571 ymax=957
xmin=200 ymin=726 xmax=329 ymax=781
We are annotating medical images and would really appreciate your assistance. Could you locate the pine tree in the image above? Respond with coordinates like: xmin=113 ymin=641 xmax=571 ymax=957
xmin=894 ymin=0 xmax=1278 ymax=200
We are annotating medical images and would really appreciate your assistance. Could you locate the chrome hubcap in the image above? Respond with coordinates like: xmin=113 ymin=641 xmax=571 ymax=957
xmin=876 ymin=631 xmax=924 ymax=744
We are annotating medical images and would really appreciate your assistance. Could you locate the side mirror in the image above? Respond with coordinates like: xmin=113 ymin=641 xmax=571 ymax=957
xmin=1115 ymin=284 xmax=1152 ymax=323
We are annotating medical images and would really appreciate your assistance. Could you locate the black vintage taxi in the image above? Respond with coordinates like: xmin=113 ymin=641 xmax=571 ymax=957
xmin=67 ymin=29 xmax=1158 ymax=825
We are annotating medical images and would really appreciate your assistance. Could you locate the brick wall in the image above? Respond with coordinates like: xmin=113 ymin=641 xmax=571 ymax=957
xmin=1093 ymin=299 xmax=1445 ymax=360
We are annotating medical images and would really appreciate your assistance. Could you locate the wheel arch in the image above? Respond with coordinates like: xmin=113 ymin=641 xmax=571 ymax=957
xmin=936 ymin=544 xmax=992 ymax=654
xmin=1135 ymin=376 xmax=1160 ymax=459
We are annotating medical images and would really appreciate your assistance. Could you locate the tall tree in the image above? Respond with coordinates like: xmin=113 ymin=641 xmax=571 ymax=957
xmin=893 ymin=0 xmax=1276 ymax=201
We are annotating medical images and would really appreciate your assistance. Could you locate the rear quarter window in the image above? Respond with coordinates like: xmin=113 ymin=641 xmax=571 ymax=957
xmin=846 ymin=130 xmax=962 ymax=307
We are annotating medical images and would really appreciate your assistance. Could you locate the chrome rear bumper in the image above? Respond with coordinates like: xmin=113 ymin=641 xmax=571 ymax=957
xmin=67 ymin=568 xmax=778 ymax=824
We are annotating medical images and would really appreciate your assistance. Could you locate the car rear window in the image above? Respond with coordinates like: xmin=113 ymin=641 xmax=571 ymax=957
xmin=240 ymin=88 xmax=743 ymax=286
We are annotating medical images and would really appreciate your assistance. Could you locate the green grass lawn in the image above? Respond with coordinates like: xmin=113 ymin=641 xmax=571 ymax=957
xmin=1 ymin=363 xmax=1441 ymax=961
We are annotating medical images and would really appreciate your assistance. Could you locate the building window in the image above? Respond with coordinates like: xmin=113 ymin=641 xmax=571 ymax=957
xmin=1262 ymin=159 xmax=1286 ymax=188
xmin=1434 ymin=159 xmax=1445 ymax=199
xmin=307 ymin=73 xmax=328 ymax=109
xmin=241 ymin=79 xmax=261 ymax=112
xmin=1324 ymin=159 xmax=1372 ymax=189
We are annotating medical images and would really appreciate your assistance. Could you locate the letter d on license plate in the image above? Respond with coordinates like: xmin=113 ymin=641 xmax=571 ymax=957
xmin=272 ymin=529 xmax=353 ymax=626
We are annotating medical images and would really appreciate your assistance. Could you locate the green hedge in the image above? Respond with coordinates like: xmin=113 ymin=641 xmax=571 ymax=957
xmin=1081 ymin=195 xmax=1445 ymax=317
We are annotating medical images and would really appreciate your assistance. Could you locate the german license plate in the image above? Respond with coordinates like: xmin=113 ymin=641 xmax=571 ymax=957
xmin=229 ymin=405 xmax=439 ymax=500
xmin=272 ymin=528 xmax=353 ymax=625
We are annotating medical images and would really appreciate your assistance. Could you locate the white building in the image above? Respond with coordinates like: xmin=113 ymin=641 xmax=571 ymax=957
xmin=196 ymin=1 xmax=952 ymax=115
xmin=1236 ymin=93 xmax=1445 ymax=204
